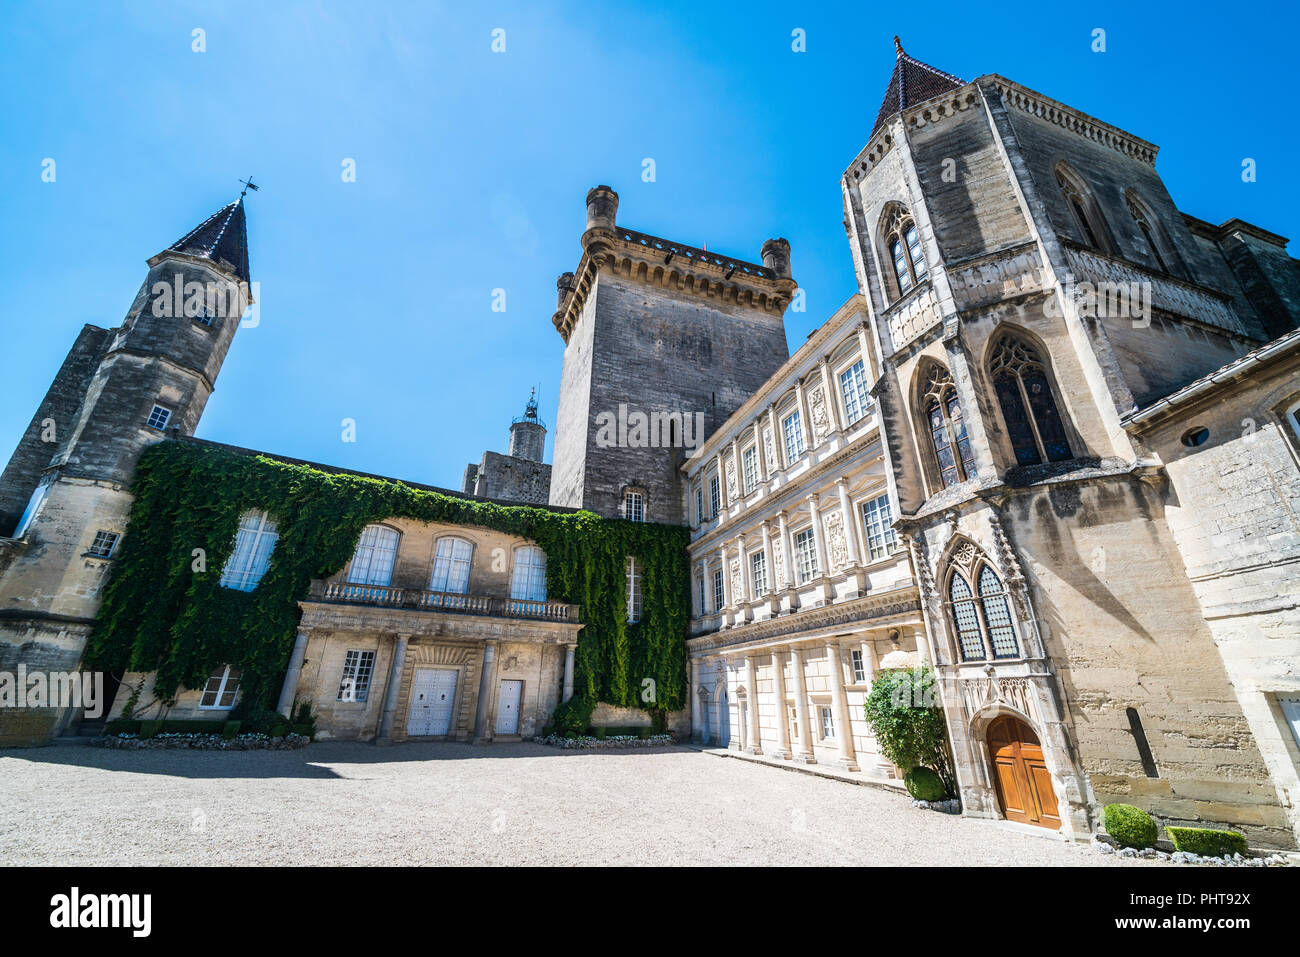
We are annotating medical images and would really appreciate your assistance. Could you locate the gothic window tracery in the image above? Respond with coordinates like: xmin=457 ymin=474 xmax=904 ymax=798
xmin=881 ymin=204 xmax=929 ymax=300
xmin=945 ymin=543 xmax=1021 ymax=662
xmin=988 ymin=335 xmax=1072 ymax=466
xmin=919 ymin=362 xmax=976 ymax=489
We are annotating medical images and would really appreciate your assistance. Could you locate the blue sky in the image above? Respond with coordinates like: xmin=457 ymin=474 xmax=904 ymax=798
xmin=2 ymin=0 xmax=1297 ymax=490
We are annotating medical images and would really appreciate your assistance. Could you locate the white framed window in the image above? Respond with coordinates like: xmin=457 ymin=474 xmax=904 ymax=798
xmin=348 ymin=524 xmax=400 ymax=586
xmin=219 ymin=509 xmax=279 ymax=591
xmin=194 ymin=305 xmax=215 ymax=327
xmin=709 ymin=474 xmax=721 ymax=517
xmin=13 ymin=478 xmax=53 ymax=538
xmin=783 ymin=411 xmax=805 ymax=464
xmin=87 ymin=529 xmax=119 ymax=559
xmin=839 ymin=360 xmax=871 ymax=425
xmin=742 ymin=446 xmax=759 ymax=494
xmin=694 ymin=485 xmax=705 ymax=525
xmin=794 ymin=527 xmax=818 ymax=583
xmin=851 ymin=649 xmax=866 ymax=683
xmin=430 ymin=536 xmax=473 ymax=593
xmin=860 ymin=493 xmax=899 ymax=561
xmin=697 ymin=574 xmax=706 ymax=615
xmin=625 ymin=556 xmax=642 ymax=623
xmin=337 ymin=650 xmax=376 ymax=703
xmin=819 ymin=705 xmax=834 ymax=740
xmin=198 ymin=665 xmax=241 ymax=709
xmin=511 ymin=545 xmax=547 ymax=601
xmin=146 ymin=405 xmax=172 ymax=431
xmin=712 ymin=567 xmax=725 ymax=612
xmin=750 ymin=550 xmax=768 ymax=596
xmin=622 ymin=490 xmax=645 ymax=522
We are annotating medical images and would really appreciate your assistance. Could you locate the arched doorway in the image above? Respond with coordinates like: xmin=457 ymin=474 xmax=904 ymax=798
xmin=987 ymin=715 xmax=1060 ymax=830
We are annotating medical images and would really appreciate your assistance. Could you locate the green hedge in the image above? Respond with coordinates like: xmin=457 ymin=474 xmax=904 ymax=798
xmin=1104 ymin=803 xmax=1158 ymax=849
xmin=85 ymin=441 xmax=690 ymax=713
xmin=1167 ymin=826 xmax=1248 ymax=858
xmin=863 ymin=666 xmax=955 ymax=797
xmin=904 ymin=766 xmax=947 ymax=802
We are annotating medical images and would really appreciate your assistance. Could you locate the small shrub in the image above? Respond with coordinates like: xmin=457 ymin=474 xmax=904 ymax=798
xmin=551 ymin=697 xmax=594 ymax=736
xmin=290 ymin=723 xmax=313 ymax=738
xmin=222 ymin=721 xmax=242 ymax=739
xmin=292 ymin=699 xmax=318 ymax=738
xmin=1167 ymin=826 xmax=1248 ymax=858
xmin=904 ymin=766 xmax=947 ymax=802
xmin=1104 ymin=803 xmax=1158 ymax=849
xmin=863 ymin=666 xmax=955 ymax=797
xmin=650 ymin=709 xmax=668 ymax=734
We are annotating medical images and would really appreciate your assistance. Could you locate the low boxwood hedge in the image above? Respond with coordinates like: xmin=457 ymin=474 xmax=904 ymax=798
xmin=1167 ymin=826 xmax=1248 ymax=858
xmin=1103 ymin=803 xmax=1158 ymax=849
xmin=105 ymin=718 xmax=232 ymax=737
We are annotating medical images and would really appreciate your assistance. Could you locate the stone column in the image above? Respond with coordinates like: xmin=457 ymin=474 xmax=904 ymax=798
xmin=760 ymin=521 xmax=775 ymax=595
xmin=730 ymin=440 xmax=744 ymax=499
xmin=471 ymin=641 xmax=499 ymax=744
xmin=835 ymin=477 xmax=862 ymax=567
xmin=790 ymin=645 xmax=815 ymax=764
xmin=910 ymin=627 xmax=930 ymax=665
xmin=275 ymin=631 xmax=310 ymax=717
xmin=766 ymin=405 xmax=781 ymax=472
xmin=744 ymin=655 xmax=762 ymax=754
xmin=734 ymin=534 xmax=748 ymax=609
xmin=562 ymin=644 xmax=576 ymax=702
xmin=807 ymin=494 xmax=828 ymax=580
xmin=827 ymin=642 xmax=859 ymax=771
xmin=377 ymin=633 xmax=410 ymax=744
xmin=778 ymin=510 xmax=795 ymax=591
xmin=770 ymin=649 xmax=791 ymax=759
xmin=714 ymin=451 xmax=729 ymax=511
xmin=717 ymin=544 xmax=730 ymax=616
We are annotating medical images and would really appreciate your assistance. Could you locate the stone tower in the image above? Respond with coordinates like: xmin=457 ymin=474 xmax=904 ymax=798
xmin=549 ymin=185 xmax=797 ymax=523
xmin=840 ymin=39 xmax=1300 ymax=845
xmin=0 ymin=196 xmax=254 ymax=745
xmin=508 ymin=389 xmax=546 ymax=462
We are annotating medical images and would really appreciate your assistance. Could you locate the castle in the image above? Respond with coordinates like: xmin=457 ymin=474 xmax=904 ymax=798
xmin=2 ymin=40 xmax=1298 ymax=849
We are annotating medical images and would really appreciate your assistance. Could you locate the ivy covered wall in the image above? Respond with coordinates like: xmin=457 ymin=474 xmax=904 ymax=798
xmin=86 ymin=441 xmax=690 ymax=712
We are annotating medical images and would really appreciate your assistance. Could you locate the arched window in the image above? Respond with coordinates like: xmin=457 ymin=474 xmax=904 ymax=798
xmin=988 ymin=335 xmax=1072 ymax=466
xmin=430 ymin=536 xmax=473 ymax=594
xmin=625 ymin=556 xmax=642 ymax=623
xmin=919 ymin=363 xmax=976 ymax=489
xmin=1125 ymin=189 xmax=1183 ymax=277
xmin=347 ymin=524 xmax=400 ymax=586
xmin=881 ymin=205 xmax=929 ymax=299
xmin=510 ymin=545 xmax=547 ymax=601
xmin=947 ymin=550 xmax=1022 ymax=662
xmin=1055 ymin=163 xmax=1112 ymax=254
xmin=220 ymin=509 xmax=279 ymax=591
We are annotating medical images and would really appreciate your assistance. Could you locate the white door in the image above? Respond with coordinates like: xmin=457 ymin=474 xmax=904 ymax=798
xmin=406 ymin=668 xmax=458 ymax=736
xmin=495 ymin=680 xmax=523 ymax=735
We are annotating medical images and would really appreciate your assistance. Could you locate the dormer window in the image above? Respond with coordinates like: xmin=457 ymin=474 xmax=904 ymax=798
xmin=881 ymin=204 xmax=929 ymax=300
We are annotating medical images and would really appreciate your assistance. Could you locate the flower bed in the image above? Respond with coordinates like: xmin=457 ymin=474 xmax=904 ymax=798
xmin=92 ymin=732 xmax=310 ymax=750
xmin=536 ymin=733 xmax=675 ymax=749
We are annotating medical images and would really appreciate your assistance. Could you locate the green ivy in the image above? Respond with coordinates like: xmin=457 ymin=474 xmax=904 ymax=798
xmin=85 ymin=441 xmax=690 ymax=712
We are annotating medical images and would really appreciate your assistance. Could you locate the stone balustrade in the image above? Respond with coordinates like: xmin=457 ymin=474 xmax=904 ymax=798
xmin=311 ymin=580 xmax=580 ymax=623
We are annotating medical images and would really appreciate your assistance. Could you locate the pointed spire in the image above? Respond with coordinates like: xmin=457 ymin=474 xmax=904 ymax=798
xmin=870 ymin=38 xmax=966 ymax=138
xmin=153 ymin=197 xmax=251 ymax=282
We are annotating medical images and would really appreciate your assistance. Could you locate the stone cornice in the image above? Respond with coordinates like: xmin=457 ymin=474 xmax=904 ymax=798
xmin=298 ymin=599 xmax=583 ymax=641
xmin=984 ymin=75 xmax=1159 ymax=166
xmin=686 ymin=584 xmax=922 ymax=655
xmin=552 ymin=227 xmax=796 ymax=342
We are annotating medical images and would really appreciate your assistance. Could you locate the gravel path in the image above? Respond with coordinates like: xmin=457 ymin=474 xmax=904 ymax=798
xmin=0 ymin=741 xmax=1162 ymax=866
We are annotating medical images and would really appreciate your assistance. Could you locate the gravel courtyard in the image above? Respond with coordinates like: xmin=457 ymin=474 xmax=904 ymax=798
xmin=1 ymin=741 xmax=1160 ymax=866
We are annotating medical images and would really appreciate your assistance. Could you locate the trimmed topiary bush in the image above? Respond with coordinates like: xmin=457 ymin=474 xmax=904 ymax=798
xmin=1167 ymin=826 xmax=1248 ymax=858
xmin=904 ymin=766 xmax=947 ymax=802
xmin=551 ymin=696 xmax=594 ymax=737
xmin=1104 ymin=803 xmax=1158 ymax=849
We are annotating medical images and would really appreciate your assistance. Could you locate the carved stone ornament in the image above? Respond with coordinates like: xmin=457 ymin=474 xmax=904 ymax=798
xmin=809 ymin=387 xmax=831 ymax=437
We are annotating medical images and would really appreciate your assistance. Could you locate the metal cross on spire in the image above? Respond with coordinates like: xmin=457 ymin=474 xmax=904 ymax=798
xmin=239 ymin=176 xmax=260 ymax=198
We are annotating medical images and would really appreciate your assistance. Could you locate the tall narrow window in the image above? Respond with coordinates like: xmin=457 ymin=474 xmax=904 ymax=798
xmin=978 ymin=565 xmax=1020 ymax=658
xmin=712 ymin=567 xmax=725 ymax=611
xmin=220 ymin=510 xmax=279 ymax=591
xmin=919 ymin=363 xmax=976 ymax=489
xmin=1055 ymin=164 xmax=1111 ymax=254
xmin=1125 ymin=190 xmax=1183 ymax=277
xmin=709 ymin=474 xmax=721 ymax=517
xmin=860 ymin=493 xmax=899 ymax=561
xmin=882 ymin=205 xmax=929 ymax=300
xmin=347 ymin=525 xmax=400 ymax=586
xmin=742 ymin=446 xmax=759 ymax=494
xmin=850 ymin=649 xmax=866 ymax=683
xmin=750 ymin=550 xmax=768 ymax=596
xmin=794 ymin=528 xmax=818 ymax=583
xmin=694 ymin=485 xmax=705 ymax=525
xmin=783 ymin=411 xmax=805 ymax=464
xmin=839 ymin=359 xmax=872 ymax=425
xmin=625 ymin=556 xmax=642 ymax=623
xmin=948 ymin=572 xmax=986 ymax=662
xmin=511 ymin=545 xmax=547 ymax=601
xmin=989 ymin=336 xmax=1071 ymax=466
xmin=622 ymin=490 xmax=645 ymax=522
xmin=337 ymin=650 xmax=376 ymax=703
xmin=431 ymin=536 xmax=473 ymax=594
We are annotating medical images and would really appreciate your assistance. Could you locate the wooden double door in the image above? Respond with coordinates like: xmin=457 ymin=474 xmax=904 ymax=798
xmin=987 ymin=716 xmax=1060 ymax=830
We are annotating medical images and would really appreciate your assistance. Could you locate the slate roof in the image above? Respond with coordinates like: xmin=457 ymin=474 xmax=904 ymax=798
xmin=157 ymin=198 xmax=250 ymax=281
xmin=871 ymin=38 xmax=968 ymax=139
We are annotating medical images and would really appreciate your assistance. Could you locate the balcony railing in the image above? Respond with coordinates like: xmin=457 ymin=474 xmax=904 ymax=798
xmin=309 ymin=580 xmax=580 ymax=623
